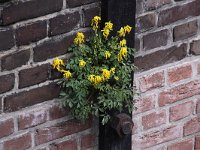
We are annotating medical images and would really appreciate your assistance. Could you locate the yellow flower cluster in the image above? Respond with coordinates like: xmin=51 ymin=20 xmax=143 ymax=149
xmin=120 ymin=39 xmax=126 ymax=47
xmin=88 ymin=68 xmax=116 ymax=85
xmin=91 ymin=16 xmax=101 ymax=30
xmin=104 ymin=51 xmax=111 ymax=59
xmin=52 ymin=57 xmax=65 ymax=71
xmin=74 ymin=32 xmax=85 ymax=45
xmin=118 ymin=25 xmax=132 ymax=37
xmin=79 ymin=59 xmax=86 ymax=68
xmin=118 ymin=47 xmax=128 ymax=62
xmin=101 ymin=21 xmax=113 ymax=39
xmin=63 ymin=70 xmax=72 ymax=79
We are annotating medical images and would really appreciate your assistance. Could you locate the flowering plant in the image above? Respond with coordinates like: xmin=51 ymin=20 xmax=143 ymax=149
xmin=52 ymin=16 xmax=135 ymax=125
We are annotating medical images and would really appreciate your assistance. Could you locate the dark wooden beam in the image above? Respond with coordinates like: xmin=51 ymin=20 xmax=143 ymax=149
xmin=99 ymin=0 xmax=136 ymax=150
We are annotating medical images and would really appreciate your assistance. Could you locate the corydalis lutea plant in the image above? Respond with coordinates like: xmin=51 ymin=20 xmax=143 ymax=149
xmin=52 ymin=16 xmax=136 ymax=125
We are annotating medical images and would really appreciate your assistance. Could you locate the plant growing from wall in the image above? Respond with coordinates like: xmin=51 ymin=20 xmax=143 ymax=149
xmin=52 ymin=16 xmax=136 ymax=125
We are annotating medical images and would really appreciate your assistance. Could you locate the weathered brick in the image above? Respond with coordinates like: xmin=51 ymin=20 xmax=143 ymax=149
xmin=158 ymin=1 xmax=200 ymax=26
xmin=132 ymin=125 xmax=182 ymax=149
xmin=159 ymin=80 xmax=200 ymax=107
xmin=142 ymin=110 xmax=166 ymax=130
xmin=15 ymin=21 xmax=47 ymax=46
xmin=49 ymin=105 xmax=69 ymax=121
xmin=0 ymin=28 xmax=14 ymax=51
xmin=143 ymin=29 xmax=168 ymax=50
xmin=197 ymin=63 xmax=200 ymax=74
xmin=19 ymin=64 xmax=49 ymax=88
xmin=196 ymin=136 xmax=200 ymax=149
xmin=66 ymin=0 xmax=99 ymax=8
xmin=33 ymin=34 xmax=74 ymax=62
xmin=136 ymin=0 xmax=143 ymax=15
xmin=0 ymin=74 xmax=15 ymax=94
xmin=168 ymin=139 xmax=193 ymax=150
xmin=50 ymin=140 xmax=77 ymax=150
xmin=2 ymin=133 xmax=32 ymax=150
xmin=83 ymin=6 xmax=100 ymax=27
xmin=167 ymin=64 xmax=192 ymax=84
xmin=136 ymin=13 xmax=156 ymax=33
xmin=144 ymin=0 xmax=172 ymax=10
xmin=133 ymin=94 xmax=155 ymax=114
xmin=135 ymin=44 xmax=187 ymax=71
xmin=0 ymin=118 xmax=14 ymax=139
xmin=137 ymin=71 xmax=164 ymax=92
xmin=1 ymin=0 xmax=63 ymax=25
xmin=18 ymin=108 xmax=47 ymax=130
xmin=184 ymin=116 xmax=200 ymax=136
xmin=35 ymin=119 xmax=92 ymax=145
xmin=4 ymin=83 xmax=60 ymax=112
xmin=1 ymin=49 xmax=30 ymax=71
xmin=135 ymin=38 xmax=140 ymax=51
xmin=197 ymin=99 xmax=200 ymax=113
xmin=190 ymin=40 xmax=200 ymax=55
xmin=0 ymin=97 xmax=2 ymax=114
xmin=173 ymin=21 xmax=198 ymax=42
xmin=49 ymin=12 xmax=80 ymax=36
xmin=169 ymin=101 xmax=193 ymax=121
xmin=81 ymin=134 xmax=96 ymax=150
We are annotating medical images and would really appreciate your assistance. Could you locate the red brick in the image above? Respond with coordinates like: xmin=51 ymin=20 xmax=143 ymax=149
xmin=18 ymin=109 xmax=47 ymax=130
xmin=0 ymin=28 xmax=14 ymax=51
xmin=132 ymin=125 xmax=182 ymax=149
xmin=35 ymin=119 xmax=92 ymax=145
xmin=133 ymin=94 xmax=155 ymax=114
xmin=159 ymin=80 xmax=200 ymax=107
xmin=81 ymin=134 xmax=96 ymax=150
xmin=50 ymin=140 xmax=77 ymax=150
xmin=19 ymin=64 xmax=49 ymax=88
xmin=33 ymin=34 xmax=74 ymax=62
xmin=49 ymin=105 xmax=69 ymax=120
xmin=66 ymin=0 xmax=99 ymax=8
xmin=15 ymin=21 xmax=47 ymax=46
xmin=83 ymin=6 xmax=100 ymax=27
xmin=195 ymin=136 xmax=200 ymax=149
xmin=170 ymin=101 xmax=193 ymax=121
xmin=197 ymin=99 xmax=200 ymax=113
xmin=0 ymin=118 xmax=14 ymax=139
xmin=135 ymin=44 xmax=187 ymax=71
xmin=138 ymin=71 xmax=164 ymax=92
xmin=142 ymin=110 xmax=166 ymax=130
xmin=136 ymin=13 xmax=156 ymax=33
xmin=168 ymin=139 xmax=193 ymax=150
xmin=144 ymin=0 xmax=172 ymax=10
xmin=1 ymin=49 xmax=30 ymax=71
xmin=143 ymin=29 xmax=168 ymax=50
xmin=1 ymin=0 xmax=63 ymax=25
xmin=0 ymin=74 xmax=15 ymax=94
xmin=2 ymin=133 xmax=32 ymax=150
xmin=4 ymin=83 xmax=60 ymax=112
xmin=167 ymin=64 xmax=192 ymax=84
xmin=158 ymin=1 xmax=200 ymax=26
xmin=197 ymin=63 xmax=200 ymax=74
xmin=184 ymin=116 xmax=200 ymax=136
xmin=191 ymin=40 xmax=200 ymax=55
xmin=49 ymin=11 xmax=80 ymax=36
xmin=173 ymin=20 xmax=198 ymax=42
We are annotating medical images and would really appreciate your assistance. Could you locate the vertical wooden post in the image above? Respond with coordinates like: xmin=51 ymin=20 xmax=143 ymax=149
xmin=99 ymin=0 xmax=136 ymax=150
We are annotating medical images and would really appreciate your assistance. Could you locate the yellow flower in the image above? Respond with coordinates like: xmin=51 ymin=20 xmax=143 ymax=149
xmin=91 ymin=16 xmax=101 ymax=30
xmin=110 ymin=67 xmax=115 ymax=74
xmin=102 ymin=69 xmax=111 ymax=80
xmin=104 ymin=21 xmax=113 ymax=30
xmin=94 ymin=76 xmax=103 ymax=85
xmin=124 ymin=25 xmax=132 ymax=34
xmin=120 ymin=39 xmax=126 ymax=47
xmin=118 ymin=27 xmax=126 ymax=37
xmin=120 ymin=47 xmax=128 ymax=58
xmin=79 ymin=59 xmax=86 ymax=68
xmin=102 ymin=29 xmax=110 ymax=39
xmin=63 ymin=70 xmax=72 ymax=79
xmin=118 ymin=53 xmax=123 ymax=62
xmin=74 ymin=32 xmax=85 ymax=45
xmin=52 ymin=57 xmax=65 ymax=71
xmin=104 ymin=51 xmax=111 ymax=59
xmin=114 ymin=76 xmax=119 ymax=81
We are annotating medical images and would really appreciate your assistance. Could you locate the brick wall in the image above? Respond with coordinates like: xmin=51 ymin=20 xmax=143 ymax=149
xmin=0 ymin=0 xmax=100 ymax=150
xmin=133 ymin=0 xmax=200 ymax=150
